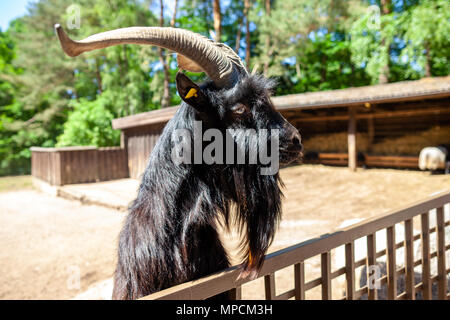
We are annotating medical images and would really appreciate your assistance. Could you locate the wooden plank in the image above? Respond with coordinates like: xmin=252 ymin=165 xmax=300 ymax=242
xmin=302 ymin=153 xmax=423 ymax=170
xmin=386 ymin=226 xmax=397 ymax=299
xmin=305 ymin=277 xmax=322 ymax=291
xmin=60 ymin=151 xmax=67 ymax=185
xmin=229 ymin=286 xmax=242 ymax=300
xmin=345 ymin=242 xmax=355 ymax=300
xmin=292 ymin=106 xmax=450 ymax=123
xmin=264 ymin=273 xmax=276 ymax=300
xmin=120 ymin=133 xmax=129 ymax=178
xmin=276 ymin=289 xmax=296 ymax=300
xmin=421 ymin=212 xmax=432 ymax=300
xmin=366 ymin=233 xmax=378 ymax=300
xmin=348 ymin=106 xmax=357 ymax=171
xmin=294 ymin=262 xmax=305 ymax=300
xmin=436 ymin=207 xmax=447 ymax=299
xmin=112 ymin=107 xmax=178 ymax=130
xmin=54 ymin=151 xmax=62 ymax=186
xmin=321 ymin=252 xmax=332 ymax=299
xmin=404 ymin=219 xmax=415 ymax=300
xmin=367 ymin=114 xmax=374 ymax=148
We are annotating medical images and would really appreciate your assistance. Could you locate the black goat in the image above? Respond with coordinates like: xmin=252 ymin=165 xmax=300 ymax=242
xmin=55 ymin=25 xmax=302 ymax=300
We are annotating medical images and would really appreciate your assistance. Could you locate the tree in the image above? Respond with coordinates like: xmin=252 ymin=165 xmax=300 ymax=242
xmin=0 ymin=0 xmax=161 ymax=175
xmin=251 ymin=0 xmax=358 ymax=79
xmin=262 ymin=0 xmax=271 ymax=76
xmin=378 ymin=0 xmax=392 ymax=84
xmin=56 ymin=94 xmax=120 ymax=147
xmin=401 ymin=0 xmax=450 ymax=78
xmin=212 ymin=0 xmax=222 ymax=42
xmin=244 ymin=0 xmax=251 ymax=68
xmin=158 ymin=0 xmax=171 ymax=109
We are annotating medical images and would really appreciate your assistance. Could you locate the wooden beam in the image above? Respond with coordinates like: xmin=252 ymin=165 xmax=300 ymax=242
xmin=386 ymin=226 xmax=397 ymax=299
xmin=294 ymin=262 xmax=305 ymax=300
xmin=421 ymin=212 xmax=432 ymax=300
xmin=348 ymin=106 xmax=357 ymax=171
xmin=292 ymin=106 xmax=450 ymax=123
xmin=345 ymin=242 xmax=356 ymax=300
xmin=367 ymin=114 xmax=374 ymax=151
xmin=321 ymin=252 xmax=332 ymax=299
xmin=436 ymin=207 xmax=447 ymax=299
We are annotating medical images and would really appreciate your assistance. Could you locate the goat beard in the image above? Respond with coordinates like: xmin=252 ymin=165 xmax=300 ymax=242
xmin=229 ymin=166 xmax=283 ymax=280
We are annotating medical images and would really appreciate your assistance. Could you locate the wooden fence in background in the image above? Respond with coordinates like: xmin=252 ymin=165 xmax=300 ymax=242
xmin=144 ymin=190 xmax=450 ymax=300
xmin=31 ymin=146 xmax=128 ymax=186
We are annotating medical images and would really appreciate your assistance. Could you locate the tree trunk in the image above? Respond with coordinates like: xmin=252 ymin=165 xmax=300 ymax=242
xmin=212 ymin=0 xmax=222 ymax=42
xmin=244 ymin=0 xmax=251 ymax=68
xmin=263 ymin=0 xmax=271 ymax=76
xmin=95 ymin=58 xmax=103 ymax=94
xmin=165 ymin=0 xmax=179 ymax=67
xmin=378 ymin=0 xmax=391 ymax=84
xmin=170 ymin=0 xmax=178 ymax=27
xmin=158 ymin=0 xmax=170 ymax=108
xmin=424 ymin=42 xmax=432 ymax=77
xmin=235 ymin=16 xmax=243 ymax=53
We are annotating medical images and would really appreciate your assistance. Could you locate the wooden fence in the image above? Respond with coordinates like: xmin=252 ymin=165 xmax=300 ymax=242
xmin=31 ymin=146 xmax=128 ymax=186
xmin=143 ymin=190 xmax=450 ymax=300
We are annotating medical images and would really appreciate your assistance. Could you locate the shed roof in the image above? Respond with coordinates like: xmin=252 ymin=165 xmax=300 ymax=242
xmin=112 ymin=76 xmax=450 ymax=130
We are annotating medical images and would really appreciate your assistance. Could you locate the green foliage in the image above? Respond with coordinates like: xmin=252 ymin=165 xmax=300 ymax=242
xmin=350 ymin=0 xmax=449 ymax=83
xmin=56 ymin=94 xmax=120 ymax=147
xmin=0 ymin=0 xmax=448 ymax=176
xmin=400 ymin=0 xmax=450 ymax=77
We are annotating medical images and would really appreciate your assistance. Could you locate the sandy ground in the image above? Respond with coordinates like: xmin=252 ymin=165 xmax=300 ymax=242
xmin=0 ymin=190 xmax=125 ymax=299
xmin=0 ymin=165 xmax=449 ymax=299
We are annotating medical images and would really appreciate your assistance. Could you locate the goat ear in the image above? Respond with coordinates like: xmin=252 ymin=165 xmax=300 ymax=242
xmin=176 ymin=72 xmax=210 ymax=113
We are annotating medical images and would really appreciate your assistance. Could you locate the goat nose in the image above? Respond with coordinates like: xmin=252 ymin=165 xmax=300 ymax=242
xmin=291 ymin=131 xmax=301 ymax=145
xmin=290 ymin=130 xmax=303 ymax=151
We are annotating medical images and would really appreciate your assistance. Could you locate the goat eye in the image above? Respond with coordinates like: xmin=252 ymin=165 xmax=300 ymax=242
xmin=232 ymin=104 xmax=247 ymax=115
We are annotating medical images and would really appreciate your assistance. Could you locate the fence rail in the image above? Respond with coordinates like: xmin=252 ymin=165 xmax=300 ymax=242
xmin=31 ymin=146 xmax=128 ymax=186
xmin=143 ymin=190 xmax=450 ymax=300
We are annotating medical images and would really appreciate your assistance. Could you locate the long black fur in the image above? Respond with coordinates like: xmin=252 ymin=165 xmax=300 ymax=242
xmin=112 ymin=74 xmax=301 ymax=299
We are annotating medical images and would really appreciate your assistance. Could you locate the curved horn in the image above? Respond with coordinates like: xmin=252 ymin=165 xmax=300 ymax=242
xmin=54 ymin=24 xmax=247 ymax=88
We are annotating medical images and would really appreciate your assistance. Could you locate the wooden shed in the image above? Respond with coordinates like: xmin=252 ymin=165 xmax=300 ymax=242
xmin=112 ymin=76 xmax=450 ymax=179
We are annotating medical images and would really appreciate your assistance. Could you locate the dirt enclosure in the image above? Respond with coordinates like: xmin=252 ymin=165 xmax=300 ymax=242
xmin=0 ymin=165 xmax=449 ymax=300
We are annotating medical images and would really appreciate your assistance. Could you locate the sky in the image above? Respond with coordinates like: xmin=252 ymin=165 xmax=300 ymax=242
xmin=0 ymin=0 xmax=31 ymax=31
xmin=0 ymin=0 xmax=179 ymax=31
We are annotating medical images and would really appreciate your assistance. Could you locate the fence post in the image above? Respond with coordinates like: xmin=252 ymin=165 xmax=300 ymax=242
xmin=404 ymin=219 xmax=415 ymax=300
xmin=386 ymin=226 xmax=397 ymax=299
xmin=345 ymin=242 xmax=355 ymax=300
xmin=366 ymin=233 xmax=378 ymax=300
xmin=348 ymin=106 xmax=357 ymax=171
xmin=264 ymin=273 xmax=276 ymax=300
xmin=294 ymin=262 xmax=305 ymax=300
xmin=421 ymin=212 xmax=432 ymax=300
xmin=436 ymin=207 xmax=447 ymax=299
xmin=321 ymin=251 xmax=332 ymax=299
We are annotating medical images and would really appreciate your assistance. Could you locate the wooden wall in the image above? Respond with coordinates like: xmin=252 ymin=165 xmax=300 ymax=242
xmin=124 ymin=123 xmax=166 ymax=179
xmin=31 ymin=146 xmax=128 ymax=186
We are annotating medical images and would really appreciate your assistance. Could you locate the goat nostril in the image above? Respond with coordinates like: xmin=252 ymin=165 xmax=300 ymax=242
xmin=292 ymin=136 xmax=301 ymax=146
